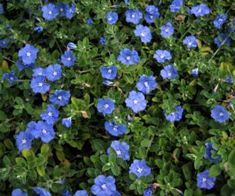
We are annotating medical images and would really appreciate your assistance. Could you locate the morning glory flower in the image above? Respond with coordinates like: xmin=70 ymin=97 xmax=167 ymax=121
xmin=42 ymin=3 xmax=59 ymax=21
xmin=40 ymin=104 xmax=59 ymax=125
xmin=46 ymin=64 xmax=62 ymax=81
xmin=104 ymin=121 xmax=127 ymax=137
xmin=2 ymin=71 xmax=18 ymax=85
xmin=91 ymin=175 xmax=117 ymax=196
xmin=117 ymin=48 xmax=139 ymax=65
xmin=100 ymin=65 xmax=118 ymax=80
xmin=32 ymin=67 xmax=46 ymax=77
xmin=125 ymin=9 xmax=143 ymax=24
xmin=144 ymin=187 xmax=154 ymax=196
xmin=108 ymin=140 xmax=130 ymax=160
xmin=153 ymin=49 xmax=172 ymax=63
xmin=211 ymin=105 xmax=230 ymax=123
xmin=25 ymin=121 xmax=37 ymax=133
xmin=15 ymin=130 xmax=33 ymax=152
xmin=33 ymin=187 xmax=51 ymax=196
xmin=191 ymin=68 xmax=199 ymax=77
xmin=67 ymin=42 xmax=77 ymax=50
xmin=0 ymin=39 xmax=9 ymax=48
xmin=183 ymin=35 xmax=198 ymax=49
xmin=64 ymin=4 xmax=76 ymax=19
xmin=204 ymin=142 xmax=221 ymax=163
xmin=160 ymin=22 xmax=174 ymax=38
xmin=125 ymin=91 xmax=147 ymax=113
xmin=18 ymin=44 xmax=39 ymax=65
xmin=165 ymin=106 xmax=184 ymax=122
xmin=12 ymin=188 xmax=28 ymax=196
xmin=74 ymin=190 xmax=88 ymax=196
xmin=61 ymin=50 xmax=76 ymax=67
xmin=170 ymin=0 xmax=184 ymax=13
xmin=129 ymin=159 xmax=151 ymax=178
xmin=134 ymin=25 xmax=152 ymax=43
xmin=197 ymin=170 xmax=216 ymax=190
xmin=30 ymin=76 xmax=50 ymax=94
xmin=106 ymin=11 xmax=118 ymax=25
xmin=49 ymin=90 xmax=71 ymax=106
xmin=99 ymin=36 xmax=106 ymax=45
xmin=97 ymin=98 xmax=115 ymax=115
xmin=136 ymin=75 xmax=157 ymax=94
xmin=191 ymin=4 xmax=210 ymax=17
xmin=214 ymin=33 xmax=231 ymax=47
xmin=145 ymin=5 xmax=160 ymax=24
xmin=213 ymin=14 xmax=227 ymax=29
xmin=160 ymin=65 xmax=178 ymax=80
xmin=33 ymin=26 xmax=43 ymax=33
xmin=62 ymin=117 xmax=72 ymax=128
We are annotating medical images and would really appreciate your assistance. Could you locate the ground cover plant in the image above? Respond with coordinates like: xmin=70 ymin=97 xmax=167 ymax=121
xmin=0 ymin=0 xmax=235 ymax=195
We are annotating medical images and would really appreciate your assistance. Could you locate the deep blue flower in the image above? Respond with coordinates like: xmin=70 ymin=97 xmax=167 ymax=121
xmin=104 ymin=121 xmax=127 ymax=137
xmin=129 ymin=159 xmax=151 ymax=178
xmin=108 ymin=140 xmax=130 ymax=160
xmin=33 ymin=26 xmax=44 ymax=33
xmin=204 ymin=142 xmax=221 ymax=163
xmin=0 ymin=3 xmax=4 ymax=14
xmin=214 ymin=33 xmax=231 ymax=47
xmin=211 ymin=105 xmax=230 ymax=123
xmin=42 ymin=3 xmax=59 ymax=21
xmin=170 ymin=0 xmax=184 ymax=13
xmin=26 ymin=121 xmax=37 ymax=133
xmin=40 ymin=104 xmax=59 ymax=125
xmin=145 ymin=5 xmax=160 ymax=24
xmin=31 ymin=121 xmax=55 ymax=143
xmin=33 ymin=67 xmax=46 ymax=77
xmin=213 ymin=14 xmax=227 ymax=29
xmin=144 ymin=187 xmax=154 ymax=196
xmin=125 ymin=9 xmax=143 ymax=24
xmin=165 ymin=106 xmax=184 ymax=122
xmin=62 ymin=190 xmax=71 ymax=196
xmin=191 ymin=4 xmax=210 ymax=17
xmin=106 ymin=11 xmax=118 ymax=25
xmin=18 ymin=44 xmax=39 ymax=65
xmin=160 ymin=65 xmax=178 ymax=80
xmin=100 ymin=65 xmax=118 ymax=80
xmin=97 ymin=98 xmax=115 ymax=115
xmin=62 ymin=117 xmax=72 ymax=128
xmin=60 ymin=50 xmax=76 ymax=67
xmin=2 ymin=71 xmax=18 ymax=85
xmin=16 ymin=59 xmax=34 ymax=71
xmin=225 ymin=75 xmax=234 ymax=84
xmin=74 ymin=190 xmax=88 ymax=196
xmin=87 ymin=18 xmax=94 ymax=25
xmin=57 ymin=3 xmax=67 ymax=16
xmin=46 ymin=64 xmax=62 ymax=81
xmin=49 ymin=90 xmax=71 ymax=106
xmin=67 ymin=42 xmax=77 ymax=50
xmin=153 ymin=49 xmax=172 ymax=63
xmin=160 ymin=22 xmax=174 ymax=38
xmin=136 ymin=75 xmax=157 ymax=94
xmin=0 ymin=39 xmax=9 ymax=48
xmin=117 ymin=48 xmax=139 ymax=65
xmin=183 ymin=35 xmax=198 ymax=49
xmin=191 ymin=68 xmax=199 ymax=77
xmin=33 ymin=187 xmax=51 ymax=196
xmin=30 ymin=76 xmax=50 ymax=94
xmin=12 ymin=188 xmax=28 ymax=196
xmin=65 ymin=4 xmax=76 ymax=19
xmin=197 ymin=170 xmax=216 ymax=190
xmin=99 ymin=36 xmax=106 ymax=45
xmin=125 ymin=91 xmax=147 ymax=113
xmin=16 ymin=130 xmax=33 ymax=152
xmin=91 ymin=175 xmax=117 ymax=196
xmin=134 ymin=25 xmax=152 ymax=43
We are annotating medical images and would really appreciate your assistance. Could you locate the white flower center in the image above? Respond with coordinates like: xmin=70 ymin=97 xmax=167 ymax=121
xmin=42 ymin=129 xmax=47 ymax=134
xmin=38 ymin=82 xmax=43 ymax=87
xmin=26 ymin=52 xmax=31 ymax=57
xmin=126 ymin=56 xmax=131 ymax=60
xmin=144 ymin=81 xmax=149 ymax=87
xmin=219 ymin=112 xmax=224 ymax=117
xmin=141 ymin=32 xmax=145 ymax=37
xmin=58 ymin=96 xmax=62 ymax=100
xmin=108 ymin=69 xmax=112 ymax=74
xmin=131 ymin=14 xmax=135 ymax=18
xmin=48 ymin=112 xmax=52 ymax=117
xmin=137 ymin=167 xmax=143 ymax=173
xmin=104 ymin=104 xmax=109 ymax=109
xmin=101 ymin=184 xmax=107 ymax=190
xmin=133 ymin=99 xmax=138 ymax=104
xmin=22 ymin=139 xmax=27 ymax=144
xmin=10 ymin=77 xmax=14 ymax=81
xmin=67 ymin=57 xmax=71 ymax=61
xmin=116 ymin=150 xmax=121 ymax=155
xmin=48 ymin=11 xmax=52 ymax=15
xmin=53 ymin=71 xmax=57 ymax=76
xmin=168 ymin=72 xmax=172 ymax=77
xmin=202 ymin=177 xmax=207 ymax=183
xmin=113 ymin=126 xmax=118 ymax=131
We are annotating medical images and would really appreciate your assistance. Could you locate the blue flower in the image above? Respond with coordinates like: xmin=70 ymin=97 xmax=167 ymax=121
xmin=16 ymin=59 xmax=34 ymax=71
xmin=0 ymin=39 xmax=9 ymax=48
xmin=153 ymin=50 xmax=172 ymax=63
xmin=65 ymin=4 xmax=76 ymax=19
xmin=125 ymin=91 xmax=147 ymax=113
xmin=191 ymin=4 xmax=210 ymax=17
xmin=225 ymin=75 xmax=234 ymax=84
xmin=74 ymin=190 xmax=88 ymax=196
xmin=91 ymin=175 xmax=117 ymax=196
xmin=204 ymin=142 xmax=221 ymax=163
xmin=42 ymin=3 xmax=59 ymax=21
xmin=99 ymin=36 xmax=106 ymax=45
xmin=100 ymin=65 xmax=118 ymax=80
xmin=160 ymin=22 xmax=174 ymax=38
xmin=67 ymin=42 xmax=77 ymax=50
xmin=117 ymin=48 xmax=139 ymax=65
xmin=49 ymin=90 xmax=71 ymax=106
xmin=214 ymin=33 xmax=231 ymax=47
xmin=191 ymin=68 xmax=199 ymax=77
xmin=16 ymin=130 xmax=33 ymax=152
xmin=170 ymin=0 xmax=184 ymax=13
xmin=106 ymin=11 xmax=118 ymax=25
xmin=197 ymin=170 xmax=216 ymax=190
xmin=97 ymin=98 xmax=115 ymax=115
xmin=33 ymin=26 xmax=44 ymax=33
xmin=136 ymin=75 xmax=157 ymax=94
xmin=104 ymin=121 xmax=127 ymax=136
xmin=33 ymin=67 xmax=46 ymax=77
xmin=46 ymin=64 xmax=62 ymax=81
xmin=18 ymin=44 xmax=39 ymax=65
xmin=62 ymin=117 xmax=72 ymax=128
xmin=129 ymin=159 xmax=151 ymax=178
xmin=31 ymin=121 xmax=55 ymax=143
xmin=40 ymin=104 xmax=59 ymax=125
xmin=125 ymin=9 xmax=143 ymax=24
xmin=87 ymin=18 xmax=94 ymax=25
xmin=0 ymin=4 xmax=4 ymax=14
xmin=33 ymin=187 xmax=51 ymax=196
xmin=213 ymin=14 xmax=227 ymax=29
xmin=165 ymin=106 xmax=184 ymax=122
xmin=134 ymin=25 xmax=152 ymax=43
xmin=145 ymin=5 xmax=160 ymax=24
xmin=183 ymin=35 xmax=197 ymax=48
xmin=211 ymin=105 xmax=230 ymax=123
xmin=63 ymin=190 xmax=71 ymax=196
xmin=108 ymin=140 xmax=130 ymax=160
xmin=30 ymin=76 xmax=50 ymax=94
xmin=26 ymin=121 xmax=37 ymax=133
xmin=2 ymin=71 xmax=18 ymax=85
xmin=61 ymin=51 xmax=76 ymax=67
xmin=160 ymin=65 xmax=178 ymax=80
xmin=12 ymin=188 xmax=28 ymax=196
xmin=144 ymin=187 xmax=154 ymax=196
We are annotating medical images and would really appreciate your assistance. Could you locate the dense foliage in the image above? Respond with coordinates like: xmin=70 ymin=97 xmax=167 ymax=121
xmin=0 ymin=0 xmax=235 ymax=195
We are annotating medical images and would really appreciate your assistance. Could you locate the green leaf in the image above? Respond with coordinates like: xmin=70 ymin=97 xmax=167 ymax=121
xmin=209 ymin=164 xmax=221 ymax=176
